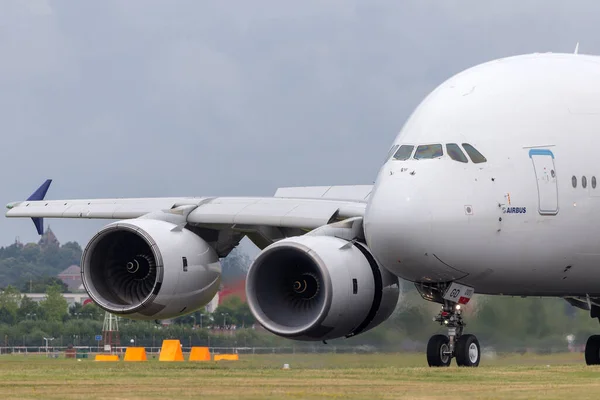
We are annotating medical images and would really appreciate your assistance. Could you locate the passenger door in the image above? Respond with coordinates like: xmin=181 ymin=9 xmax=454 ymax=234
xmin=529 ymin=149 xmax=558 ymax=215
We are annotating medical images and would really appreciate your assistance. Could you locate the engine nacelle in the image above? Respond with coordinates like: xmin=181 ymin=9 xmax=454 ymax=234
xmin=81 ymin=219 xmax=221 ymax=320
xmin=246 ymin=236 xmax=400 ymax=341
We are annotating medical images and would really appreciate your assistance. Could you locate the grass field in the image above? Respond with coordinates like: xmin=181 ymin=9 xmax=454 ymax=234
xmin=1 ymin=352 xmax=599 ymax=399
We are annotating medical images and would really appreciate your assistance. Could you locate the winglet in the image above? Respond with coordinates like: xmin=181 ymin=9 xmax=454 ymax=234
xmin=26 ymin=179 xmax=52 ymax=235
xmin=27 ymin=179 xmax=52 ymax=202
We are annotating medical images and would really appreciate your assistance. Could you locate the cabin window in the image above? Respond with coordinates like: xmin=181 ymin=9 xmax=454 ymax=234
xmin=593 ymin=176 xmax=597 ymax=189
xmin=572 ymin=176 xmax=577 ymax=188
xmin=393 ymin=145 xmax=415 ymax=161
xmin=446 ymin=143 xmax=468 ymax=163
xmin=582 ymin=176 xmax=588 ymax=189
xmin=462 ymin=143 xmax=487 ymax=163
xmin=414 ymin=144 xmax=443 ymax=160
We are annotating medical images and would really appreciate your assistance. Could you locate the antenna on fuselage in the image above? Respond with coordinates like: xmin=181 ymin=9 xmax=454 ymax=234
xmin=574 ymin=42 xmax=580 ymax=55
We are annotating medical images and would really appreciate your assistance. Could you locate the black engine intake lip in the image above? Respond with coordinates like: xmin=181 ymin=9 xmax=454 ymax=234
xmin=81 ymin=222 xmax=165 ymax=315
xmin=246 ymin=240 xmax=332 ymax=337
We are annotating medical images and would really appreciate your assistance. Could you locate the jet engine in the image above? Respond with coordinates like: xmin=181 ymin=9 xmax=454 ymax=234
xmin=81 ymin=219 xmax=221 ymax=320
xmin=246 ymin=235 xmax=400 ymax=341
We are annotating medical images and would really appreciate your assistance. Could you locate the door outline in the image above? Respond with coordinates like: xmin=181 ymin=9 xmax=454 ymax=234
xmin=529 ymin=149 xmax=559 ymax=215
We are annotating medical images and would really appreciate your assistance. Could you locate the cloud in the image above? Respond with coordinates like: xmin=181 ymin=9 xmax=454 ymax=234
xmin=1 ymin=0 xmax=600 ymax=247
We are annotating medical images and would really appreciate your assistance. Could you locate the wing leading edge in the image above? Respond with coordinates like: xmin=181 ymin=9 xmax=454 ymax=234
xmin=6 ymin=182 xmax=369 ymax=231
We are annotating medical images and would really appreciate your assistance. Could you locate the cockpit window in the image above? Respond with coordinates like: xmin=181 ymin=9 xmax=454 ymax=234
xmin=386 ymin=145 xmax=399 ymax=160
xmin=393 ymin=145 xmax=414 ymax=161
xmin=446 ymin=143 xmax=468 ymax=163
xmin=462 ymin=143 xmax=487 ymax=163
xmin=414 ymin=144 xmax=443 ymax=160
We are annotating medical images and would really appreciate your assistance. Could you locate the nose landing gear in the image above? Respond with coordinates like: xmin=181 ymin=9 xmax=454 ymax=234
xmin=427 ymin=302 xmax=481 ymax=367
xmin=416 ymin=282 xmax=480 ymax=367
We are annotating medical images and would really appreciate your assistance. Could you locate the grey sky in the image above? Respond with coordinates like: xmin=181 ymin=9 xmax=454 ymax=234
xmin=1 ymin=0 xmax=599 ymax=248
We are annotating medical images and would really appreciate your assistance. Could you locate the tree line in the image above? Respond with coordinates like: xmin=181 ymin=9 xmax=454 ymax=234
xmin=0 ymin=240 xmax=82 ymax=290
xmin=1 ymin=239 xmax=597 ymax=352
xmin=0 ymin=282 xmax=596 ymax=351
xmin=0 ymin=283 xmax=267 ymax=348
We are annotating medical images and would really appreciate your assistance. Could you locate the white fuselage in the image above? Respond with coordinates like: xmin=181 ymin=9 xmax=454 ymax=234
xmin=364 ymin=53 xmax=600 ymax=297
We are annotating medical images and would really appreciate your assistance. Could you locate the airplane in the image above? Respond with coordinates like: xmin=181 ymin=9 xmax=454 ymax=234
xmin=7 ymin=52 xmax=600 ymax=368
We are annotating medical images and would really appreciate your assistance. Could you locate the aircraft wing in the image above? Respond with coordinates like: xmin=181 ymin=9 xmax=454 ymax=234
xmin=6 ymin=195 xmax=366 ymax=227
xmin=6 ymin=181 xmax=384 ymax=327
xmin=5 ymin=181 xmax=371 ymax=240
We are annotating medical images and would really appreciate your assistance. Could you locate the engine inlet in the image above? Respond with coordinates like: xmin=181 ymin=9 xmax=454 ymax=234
xmin=82 ymin=225 xmax=163 ymax=314
xmin=246 ymin=245 xmax=331 ymax=336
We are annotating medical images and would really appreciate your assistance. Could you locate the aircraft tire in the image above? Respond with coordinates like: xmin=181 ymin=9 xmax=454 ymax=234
xmin=455 ymin=334 xmax=480 ymax=367
xmin=585 ymin=335 xmax=600 ymax=365
xmin=427 ymin=334 xmax=451 ymax=367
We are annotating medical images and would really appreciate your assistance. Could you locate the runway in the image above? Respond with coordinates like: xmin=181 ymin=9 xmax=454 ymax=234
xmin=0 ymin=352 xmax=596 ymax=399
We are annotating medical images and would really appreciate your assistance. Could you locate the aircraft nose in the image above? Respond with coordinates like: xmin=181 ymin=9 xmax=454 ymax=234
xmin=364 ymin=169 xmax=462 ymax=282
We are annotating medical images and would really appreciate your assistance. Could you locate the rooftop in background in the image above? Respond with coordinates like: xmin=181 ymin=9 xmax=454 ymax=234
xmin=59 ymin=265 xmax=81 ymax=277
xmin=58 ymin=265 xmax=84 ymax=292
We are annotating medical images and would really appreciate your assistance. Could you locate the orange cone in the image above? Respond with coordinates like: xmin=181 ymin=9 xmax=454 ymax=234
xmin=95 ymin=354 xmax=119 ymax=362
xmin=214 ymin=354 xmax=239 ymax=361
xmin=158 ymin=340 xmax=184 ymax=362
xmin=189 ymin=347 xmax=211 ymax=361
xmin=124 ymin=347 xmax=147 ymax=362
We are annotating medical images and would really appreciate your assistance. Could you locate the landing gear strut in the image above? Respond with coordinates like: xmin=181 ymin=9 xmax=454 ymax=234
xmin=416 ymin=282 xmax=480 ymax=367
xmin=427 ymin=302 xmax=481 ymax=367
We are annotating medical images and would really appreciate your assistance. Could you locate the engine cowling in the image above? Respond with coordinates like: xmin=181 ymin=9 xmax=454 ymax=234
xmin=81 ymin=219 xmax=221 ymax=320
xmin=246 ymin=235 xmax=400 ymax=341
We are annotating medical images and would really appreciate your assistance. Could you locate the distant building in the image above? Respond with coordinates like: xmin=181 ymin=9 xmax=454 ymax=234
xmin=58 ymin=265 xmax=85 ymax=293
xmin=38 ymin=226 xmax=59 ymax=248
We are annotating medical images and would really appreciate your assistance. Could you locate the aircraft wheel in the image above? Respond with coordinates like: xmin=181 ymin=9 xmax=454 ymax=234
xmin=427 ymin=334 xmax=451 ymax=367
xmin=585 ymin=335 xmax=600 ymax=365
xmin=455 ymin=334 xmax=480 ymax=367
